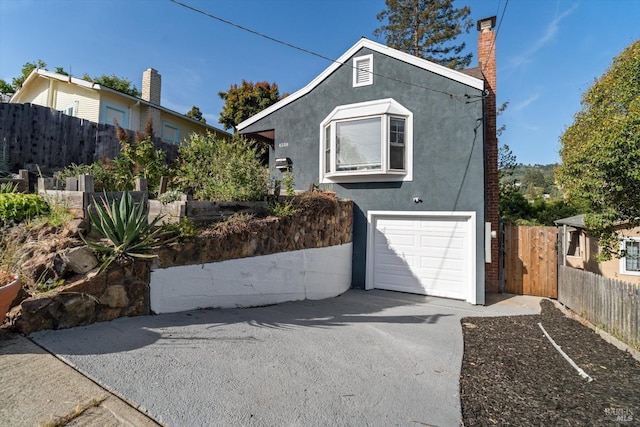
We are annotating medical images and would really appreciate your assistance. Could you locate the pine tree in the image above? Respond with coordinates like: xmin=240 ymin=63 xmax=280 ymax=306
xmin=373 ymin=0 xmax=473 ymax=69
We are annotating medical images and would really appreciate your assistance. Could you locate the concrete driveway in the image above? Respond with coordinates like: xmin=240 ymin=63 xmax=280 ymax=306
xmin=31 ymin=290 xmax=541 ymax=427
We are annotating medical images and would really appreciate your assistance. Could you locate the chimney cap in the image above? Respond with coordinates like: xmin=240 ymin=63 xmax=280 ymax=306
xmin=477 ymin=16 xmax=496 ymax=32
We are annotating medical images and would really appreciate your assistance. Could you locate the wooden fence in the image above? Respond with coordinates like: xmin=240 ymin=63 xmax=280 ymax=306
xmin=559 ymin=265 xmax=639 ymax=349
xmin=0 ymin=103 xmax=178 ymax=175
xmin=503 ymin=224 xmax=557 ymax=298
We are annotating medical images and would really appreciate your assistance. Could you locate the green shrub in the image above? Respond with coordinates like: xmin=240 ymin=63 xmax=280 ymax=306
xmin=0 ymin=182 xmax=19 ymax=194
xmin=0 ymin=193 xmax=49 ymax=223
xmin=174 ymin=132 xmax=269 ymax=201
xmin=84 ymin=192 xmax=168 ymax=269
xmin=56 ymin=122 xmax=169 ymax=196
xmin=161 ymin=217 xmax=199 ymax=241
xmin=55 ymin=161 xmax=118 ymax=192
xmin=267 ymin=199 xmax=300 ymax=217
xmin=157 ymin=190 xmax=185 ymax=204
xmin=113 ymin=131 xmax=169 ymax=197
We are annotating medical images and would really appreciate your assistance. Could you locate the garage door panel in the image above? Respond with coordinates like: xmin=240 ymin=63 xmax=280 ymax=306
xmin=369 ymin=212 xmax=474 ymax=301
xmin=419 ymin=235 xmax=465 ymax=249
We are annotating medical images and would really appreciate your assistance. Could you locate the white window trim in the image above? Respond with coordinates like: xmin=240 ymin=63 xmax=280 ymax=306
xmin=353 ymin=54 xmax=373 ymax=87
xmin=162 ymin=121 xmax=180 ymax=144
xmin=620 ymin=238 xmax=640 ymax=276
xmin=319 ymin=98 xmax=413 ymax=183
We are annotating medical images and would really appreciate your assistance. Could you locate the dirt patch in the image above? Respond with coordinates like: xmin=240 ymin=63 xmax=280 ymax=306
xmin=460 ymin=299 xmax=639 ymax=426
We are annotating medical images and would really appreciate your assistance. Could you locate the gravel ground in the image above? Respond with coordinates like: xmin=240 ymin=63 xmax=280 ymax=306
xmin=460 ymin=300 xmax=640 ymax=426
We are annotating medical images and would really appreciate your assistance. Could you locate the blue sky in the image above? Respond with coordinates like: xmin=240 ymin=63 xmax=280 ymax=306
xmin=1 ymin=0 xmax=638 ymax=165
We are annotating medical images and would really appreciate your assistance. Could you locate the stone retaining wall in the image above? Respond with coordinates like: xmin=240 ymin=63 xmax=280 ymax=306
xmin=154 ymin=199 xmax=353 ymax=268
xmin=9 ymin=196 xmax=353 ymax=334
xmin=13 ymin=260 xmax=151 ymax=334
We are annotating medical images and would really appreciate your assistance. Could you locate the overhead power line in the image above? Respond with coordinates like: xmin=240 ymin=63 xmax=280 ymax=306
xmin=169 ymin=0 xmax=477 ymax=101
xmin=482 ymin=0 xmax=509 ymax=75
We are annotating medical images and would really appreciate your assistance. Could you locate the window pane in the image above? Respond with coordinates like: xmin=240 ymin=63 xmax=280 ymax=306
xmin=163 ymin=124 xmax=179 ymax=143
xmin=105 ymin=106 xmax=125 ymax=126
xmin=389 ymin=117 xmax=405 ymax=170
xmin=336 ymin=118 xmax=381 ymax=171
xmin=325 ymin=125 xmax=331 ymax=173
xmin=626 ymin=241 xmax=640 ymax=271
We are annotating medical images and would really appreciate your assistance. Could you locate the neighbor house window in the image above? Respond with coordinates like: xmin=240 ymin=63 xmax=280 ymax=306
xmin=621 ymin=238 xmax=640 ymax=275
xmin=319 ymin=98 xmax=413 ymax=183
xmin=60 ymin=101 xmax=78 ymax=117
xmin=566 ymin=230 xmax=581 ymax=257
xmin=101 ymin=103 xmax=129 ymax=128
xmin=353 ymin=54 xmax=373 ymax=87
xmin=162 ymin=122 xmax=180 ymax=144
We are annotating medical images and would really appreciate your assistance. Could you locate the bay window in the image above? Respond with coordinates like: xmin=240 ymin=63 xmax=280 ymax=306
xmin=320 ymin=98 xmax=412 ymax=183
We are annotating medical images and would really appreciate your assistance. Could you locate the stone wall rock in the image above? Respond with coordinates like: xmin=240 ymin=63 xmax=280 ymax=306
xmin=154 ymin=198 xmax=353 ymax=269
xmin=11 ymin=260 xmax=151 ymax=334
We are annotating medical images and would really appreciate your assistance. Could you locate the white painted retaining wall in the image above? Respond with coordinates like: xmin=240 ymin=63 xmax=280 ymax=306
xmin=150 ymin=243 xmax=352 ymax=314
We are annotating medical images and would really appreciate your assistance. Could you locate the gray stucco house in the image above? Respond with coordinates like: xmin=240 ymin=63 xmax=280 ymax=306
xmin=239 ymin=18 xmax=499 ymax=305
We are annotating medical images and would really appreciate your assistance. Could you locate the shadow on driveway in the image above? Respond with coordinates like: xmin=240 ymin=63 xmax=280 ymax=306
xmin=30 ymin=289 xmax=540 ymax=427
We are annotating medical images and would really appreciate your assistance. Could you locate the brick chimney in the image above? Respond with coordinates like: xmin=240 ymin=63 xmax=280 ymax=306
xmin=477 ymin=16 xmax=499 ymax=294
xmin=142 ymin=68 xmax=161 ymax=104
xmin=141 ymin=68 xmax=161 ymax=137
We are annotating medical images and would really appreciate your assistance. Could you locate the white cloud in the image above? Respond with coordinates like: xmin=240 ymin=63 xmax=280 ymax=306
xmin=507 ymin=3 xmax=578 ymax=70
xmin=514 ymin=93 xmax=540 ymax=111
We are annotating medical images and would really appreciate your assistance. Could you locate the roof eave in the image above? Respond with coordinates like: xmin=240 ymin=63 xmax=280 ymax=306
xmin=238 ymin=38 xmax=484 ymax=131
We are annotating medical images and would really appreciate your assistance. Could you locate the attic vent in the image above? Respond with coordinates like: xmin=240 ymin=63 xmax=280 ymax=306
xmin=353 ymin=54 xmax=373 ymax=87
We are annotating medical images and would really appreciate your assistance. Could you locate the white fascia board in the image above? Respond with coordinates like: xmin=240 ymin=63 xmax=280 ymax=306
xmin=238 ymin=38 xmax=484 ymax=131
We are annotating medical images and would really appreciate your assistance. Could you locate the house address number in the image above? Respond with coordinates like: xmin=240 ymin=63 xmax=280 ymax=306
xmin=278 ymin=142 xmax=289 ymax=148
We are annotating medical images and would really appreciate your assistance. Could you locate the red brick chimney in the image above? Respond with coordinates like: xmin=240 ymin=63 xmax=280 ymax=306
xmin=477 ymin=16 xmax=499 ymax=294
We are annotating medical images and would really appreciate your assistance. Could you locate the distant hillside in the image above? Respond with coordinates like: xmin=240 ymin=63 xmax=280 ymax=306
xmin=501 ymin=163 xmax=560 ymax=199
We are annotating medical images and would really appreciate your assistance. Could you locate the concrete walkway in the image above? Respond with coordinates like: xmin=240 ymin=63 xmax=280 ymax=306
xmin=10 ymin=290 xmax=542 ymax=427
xmin=0 ymin=331 xmax=161 ymax=427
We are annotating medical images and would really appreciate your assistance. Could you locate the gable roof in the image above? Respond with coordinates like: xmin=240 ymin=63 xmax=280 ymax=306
xmin=10 ymin=69 xmax=228 ymax=133
xmin=238 ymin=37 xmax=485 ymax=131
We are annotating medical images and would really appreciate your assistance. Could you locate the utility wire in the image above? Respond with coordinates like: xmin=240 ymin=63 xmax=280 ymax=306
xmin=481 ymin=0 xmax=508 ymax=75
xmin=169 ymin=0 xmax=474 ymax=100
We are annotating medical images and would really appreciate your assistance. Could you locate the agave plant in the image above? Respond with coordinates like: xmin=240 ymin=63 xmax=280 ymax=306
xmin=84 ymin=191 xmax=167 ymax=269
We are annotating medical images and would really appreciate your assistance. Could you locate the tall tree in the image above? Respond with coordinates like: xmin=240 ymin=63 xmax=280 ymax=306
xmin=218 ymin=80 xmax=281 ymax=131
xmin=373 ymin=0 xmax=473 ymax=69
xmin=81 ymin=73 xmax=141 ymax=97
xmin=186 ymin=106 xmax=206 ymax=123
xmin=11 ymin=59 xmax=47 ymax=89
xmin=557 ymin=39 xmax=640 ymax=259
xmin=0 ymin=79 xmax=13 ymax=95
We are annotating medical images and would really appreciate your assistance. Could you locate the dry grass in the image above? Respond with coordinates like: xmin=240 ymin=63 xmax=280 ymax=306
xmin=292 ymin=191 xmax=339 ymax=216
xmin=0 ymin=269 xmax=15 ymax=287
xmin=38 ymin=396 xmax=107 ymax=427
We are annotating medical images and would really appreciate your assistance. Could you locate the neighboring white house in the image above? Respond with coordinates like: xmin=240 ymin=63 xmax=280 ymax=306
xmin=10 ymin=68 xmax=229 ymax=143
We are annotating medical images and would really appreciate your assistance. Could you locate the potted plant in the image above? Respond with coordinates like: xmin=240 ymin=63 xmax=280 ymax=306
xmin=0 ymin=269 xmax=20 ymax=324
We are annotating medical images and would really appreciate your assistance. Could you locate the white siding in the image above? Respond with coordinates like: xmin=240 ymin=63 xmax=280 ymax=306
xmin=20 ymin=77 xmax=51 ymax=106
xmin=54 ymin=82 xmax=100 ymax=121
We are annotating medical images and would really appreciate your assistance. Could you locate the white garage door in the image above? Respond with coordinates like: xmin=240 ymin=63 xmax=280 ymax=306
xmin=366 ymin=211 xmax=476 ymax=302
